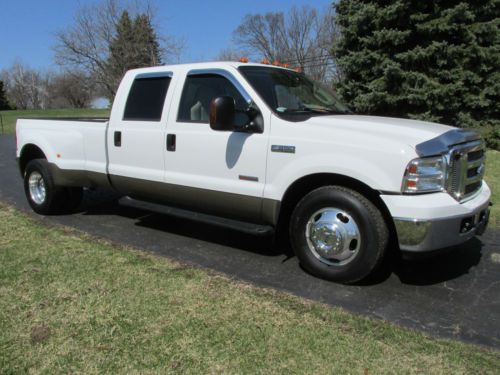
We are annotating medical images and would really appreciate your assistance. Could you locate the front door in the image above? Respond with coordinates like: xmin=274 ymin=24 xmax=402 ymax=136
xmin=163 ymin=71 xmax=269 ymax=223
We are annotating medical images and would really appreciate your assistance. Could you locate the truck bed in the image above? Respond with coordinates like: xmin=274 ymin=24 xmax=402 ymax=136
xmin=16 ymin=117 xmax=110 ymax=179
xmin=18 ymin=117 xmax=109 ymax=122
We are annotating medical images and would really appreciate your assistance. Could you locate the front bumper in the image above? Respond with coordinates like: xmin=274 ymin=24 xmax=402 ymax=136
xmin=381 ymin=183 xmax=491 ymax=252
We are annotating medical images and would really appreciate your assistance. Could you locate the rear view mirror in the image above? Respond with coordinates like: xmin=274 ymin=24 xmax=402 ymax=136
xmin=209 ymin=96 xmax=235 ymax=131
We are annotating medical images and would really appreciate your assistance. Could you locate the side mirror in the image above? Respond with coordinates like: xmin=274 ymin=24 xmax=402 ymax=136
xmin=209 ymin=96 xmax=235 ymax=131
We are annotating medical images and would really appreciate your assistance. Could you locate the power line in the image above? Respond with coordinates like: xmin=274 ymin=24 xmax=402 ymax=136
xmin=280 ymin=54 xmax=333 ymax=65
xmin=300 ymin=62 xmax=337 ymax=69
xmin=282 ymin=54 xmax=332 ymax=63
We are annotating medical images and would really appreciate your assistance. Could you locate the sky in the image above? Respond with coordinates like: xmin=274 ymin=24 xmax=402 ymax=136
xmin=0 ymin=0 xmax=333 ymax=71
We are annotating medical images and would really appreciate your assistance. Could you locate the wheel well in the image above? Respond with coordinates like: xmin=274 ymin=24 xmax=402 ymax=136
xmin=19 ymin=144 xmax=46 ymax=176
xmin=276 ymin=173 xmax=396 ymax=243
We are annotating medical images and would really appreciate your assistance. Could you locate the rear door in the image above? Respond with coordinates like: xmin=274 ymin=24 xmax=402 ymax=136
xmin=107 ymin=71 xmax=174 ymax=195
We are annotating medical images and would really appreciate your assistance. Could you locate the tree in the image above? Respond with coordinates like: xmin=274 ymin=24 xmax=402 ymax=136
xmin=133 ymin=14 xmax=162 ymax=67
xmin=48 ymin=71 xmax=95 ymax=109
xmin=0 ymin=81 xmax=11 ymax=110
xmin=106 ymin=11 xmax=136 ymax=91
xmin=1 ymin=63 xmax=49 ymax=110
xmin=215 ymin=48 xmax=243 ymax=61
xmin=333 ymin=0 xmax=500 ymax=149
xmin=1 ymin=64 xmax=95 ymax=110
xmin=55 ymin=0 xmax=182 ymax=100
xmin=106 ymin=11 xmax=163 ymax=91
xmin=233 ymin=6 xmax=339 ymax=82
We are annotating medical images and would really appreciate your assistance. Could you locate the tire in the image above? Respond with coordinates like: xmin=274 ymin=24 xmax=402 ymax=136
xmin=23 ymin=159 xmax=71 ymax=215
xmin=290 ymin=186 xmax=389 ymax=284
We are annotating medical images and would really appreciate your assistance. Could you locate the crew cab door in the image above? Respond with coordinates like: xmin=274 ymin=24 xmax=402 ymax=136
xmin=107 ymin=71 xmax=173 ymax=194
xmin=163 ymin=70 xmax=269 ymax=223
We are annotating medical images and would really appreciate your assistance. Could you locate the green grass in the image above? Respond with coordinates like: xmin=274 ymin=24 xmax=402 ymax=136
xmin=485 ymin=150 xmax=499 ymax=228
xmin=0 ymin=203 xmax=498 ymax=374
xmin=0 ymin=108 xmax=110 ymax=135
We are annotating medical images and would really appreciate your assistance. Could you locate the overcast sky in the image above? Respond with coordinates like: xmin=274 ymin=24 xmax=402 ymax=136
xmin=0 ymin=0 xmax=333 ymax=71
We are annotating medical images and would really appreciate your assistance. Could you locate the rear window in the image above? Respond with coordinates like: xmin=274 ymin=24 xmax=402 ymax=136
xmin=123 ymin=76 xmax=171 ymax=121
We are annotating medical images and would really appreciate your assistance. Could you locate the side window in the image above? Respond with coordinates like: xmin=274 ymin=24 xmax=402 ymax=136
xmin=177 ymin=74 xmax=247 ymax=124
xmin=123 ymin=76 xmax=171 ymax=121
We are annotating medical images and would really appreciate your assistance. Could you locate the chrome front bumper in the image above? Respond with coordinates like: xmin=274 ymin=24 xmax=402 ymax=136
xmin=395 ymin=202 xmax=490 ymax=252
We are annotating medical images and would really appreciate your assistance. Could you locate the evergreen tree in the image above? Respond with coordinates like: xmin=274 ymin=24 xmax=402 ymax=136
xmin=107 ymin=11 xmax=136 ymax=94
xmin=0 ymin=81 xmax=12 ymax=110
xmin=106 ymin=11 xmax=163 ymax=99
xmin=133 ymin=14 xmax=162 ymax=67
xmin=334 ymin=1 xmax=500 ymax=149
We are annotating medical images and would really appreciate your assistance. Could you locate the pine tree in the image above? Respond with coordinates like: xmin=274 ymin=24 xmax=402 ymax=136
xmin=106 ymin=11 xmax=163 ymax=99
xmin=0 ymin=81 xmax=11 ymax=110
xmin=107 ymin=11 xmax=136 ymax=95
xmin=133 ymin=14 xmax=162 ymax=67
xmin=334 ymin=1 xmax=500 ymax=149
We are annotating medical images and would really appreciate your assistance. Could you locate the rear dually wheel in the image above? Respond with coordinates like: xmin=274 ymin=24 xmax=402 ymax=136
xmin=24 ymin=159 xmax=82 ymax=215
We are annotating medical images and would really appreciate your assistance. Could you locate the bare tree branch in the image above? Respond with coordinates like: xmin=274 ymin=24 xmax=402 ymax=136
xmin=1 ymin=63 xmax=49 ymax=109
xmin=216 ymin=48 xmax=243 ymax=61
xmin=53 ymin=0 xmax=183 ymax=99
xmin=233 ymin=5 xmax=339 ymax=82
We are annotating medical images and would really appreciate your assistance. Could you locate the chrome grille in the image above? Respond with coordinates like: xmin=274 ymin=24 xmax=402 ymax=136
xmin=446 ymin=140 xmax=485 ymax=201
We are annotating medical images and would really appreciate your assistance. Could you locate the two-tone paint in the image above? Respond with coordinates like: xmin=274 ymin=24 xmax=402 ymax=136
xmin=16 ymin=61 xmax=491 ymax=252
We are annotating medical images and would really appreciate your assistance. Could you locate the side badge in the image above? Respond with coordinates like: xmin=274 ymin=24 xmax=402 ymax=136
xmin=271 ymin=145 xmax=296 ymax=154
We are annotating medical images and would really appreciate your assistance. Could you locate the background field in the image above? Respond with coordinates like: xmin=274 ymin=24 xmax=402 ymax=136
xmin=0 ymin=109 xmax=110 ymax=135
xmin=0 ymin=203 xmax=499 ymax=374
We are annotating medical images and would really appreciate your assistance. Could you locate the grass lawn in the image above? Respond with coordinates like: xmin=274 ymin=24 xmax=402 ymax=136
xmin=0 ymin=108 xmax=110 ymax=135
xmin=0 ymin=203 xmax=499 ymax=374
xmin=485 ymin=150 xmax=499 ymax=229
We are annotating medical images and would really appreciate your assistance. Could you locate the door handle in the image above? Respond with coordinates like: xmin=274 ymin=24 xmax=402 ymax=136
xmin=167 ymin=134 xmax=176 ymax=151
xmin=114 ymin=131 xmax=122 ymax=147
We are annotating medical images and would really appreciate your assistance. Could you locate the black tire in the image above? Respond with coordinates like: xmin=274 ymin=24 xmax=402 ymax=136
xmin=24 ymin=159 xmax=69 ymax=215
xmin=290 ymin=186 xmax=389 ymax=284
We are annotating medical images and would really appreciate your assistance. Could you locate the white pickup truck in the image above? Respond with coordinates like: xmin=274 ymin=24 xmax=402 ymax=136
xmin=16 ymin=61 xmax=491 ymax=283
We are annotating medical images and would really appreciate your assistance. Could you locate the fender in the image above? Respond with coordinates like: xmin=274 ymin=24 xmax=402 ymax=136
xmin=264 ymin=152 xmax=411 ymax=202
xmin=18 ymin=125 xmax=86 ymax=172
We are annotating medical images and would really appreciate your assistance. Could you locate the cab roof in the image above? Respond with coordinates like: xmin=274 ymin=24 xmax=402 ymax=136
xmin=127 ymin=61 xmax=295 ymax=75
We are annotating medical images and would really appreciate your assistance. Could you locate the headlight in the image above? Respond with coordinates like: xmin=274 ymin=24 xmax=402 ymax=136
xmin=402 ymin=156 xmax=447 ymax=193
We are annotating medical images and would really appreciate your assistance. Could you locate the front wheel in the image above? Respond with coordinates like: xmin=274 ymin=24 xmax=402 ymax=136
xmin=290 ymin=186 xmax=389 ymax=284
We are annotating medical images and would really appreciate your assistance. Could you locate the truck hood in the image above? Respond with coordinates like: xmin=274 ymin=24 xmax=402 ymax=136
xmin=302 ymin=115 xmax=453 ymax=151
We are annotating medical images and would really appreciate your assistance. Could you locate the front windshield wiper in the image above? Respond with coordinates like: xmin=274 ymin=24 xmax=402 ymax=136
xmin=279 ymin=106 xmax=347 ymax=115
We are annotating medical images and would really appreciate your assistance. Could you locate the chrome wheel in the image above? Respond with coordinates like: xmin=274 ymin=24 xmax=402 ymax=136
xmin=28 ymin=171 xmax=46 ymax=205
xmin=305 ymin=208 xmax=361 ymax=266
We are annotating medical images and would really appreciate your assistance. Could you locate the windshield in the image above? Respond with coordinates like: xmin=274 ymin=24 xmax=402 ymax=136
xmin=238 ymin=66 xmax=350 ymax=117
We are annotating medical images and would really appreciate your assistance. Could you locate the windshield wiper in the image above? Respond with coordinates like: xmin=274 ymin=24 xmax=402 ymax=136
xmin=280 ymin=106 xmax=346 ymax=115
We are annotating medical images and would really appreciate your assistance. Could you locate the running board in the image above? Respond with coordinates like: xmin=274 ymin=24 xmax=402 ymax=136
xmin=119 ymin=196 xmax=275 ymax=236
